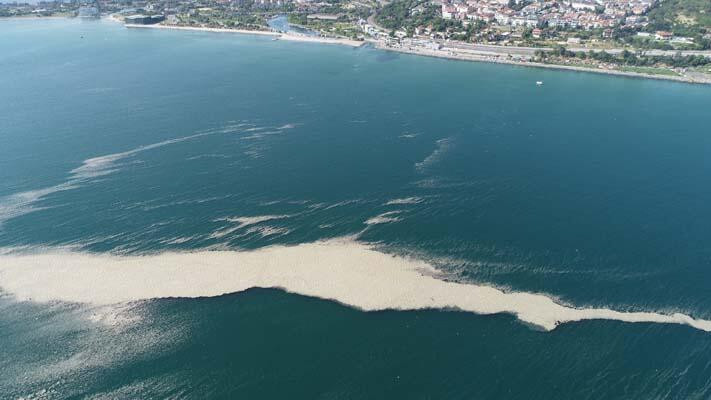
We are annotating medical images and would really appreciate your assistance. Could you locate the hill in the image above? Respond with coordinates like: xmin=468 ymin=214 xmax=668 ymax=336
xmin=647 ymin=0 xmax=711 ymax=35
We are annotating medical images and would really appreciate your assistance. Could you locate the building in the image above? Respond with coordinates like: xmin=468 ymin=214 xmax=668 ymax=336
xmin=306 ymin=13 xmax=339 ymax=21
xmin=125 ymin=14 xmax=165 ymax=24
xmin=442 ymin=4 xmax=456 ymax=19
xmin=411 ymin=4 xmax=426 ymax=15
xmin=78 ymin=6 xmax=99 ymax=18
xmin=671 ymin=36 xmax=694 ymax=44
xmin=655 ymin=31 xmax=672 ymax=40
xmin=570 ymin=0 xmax=596 ymax=11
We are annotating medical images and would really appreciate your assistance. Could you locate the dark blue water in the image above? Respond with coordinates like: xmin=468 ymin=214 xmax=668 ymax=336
xmin=1 ymin=18 xmax=711 ymax=399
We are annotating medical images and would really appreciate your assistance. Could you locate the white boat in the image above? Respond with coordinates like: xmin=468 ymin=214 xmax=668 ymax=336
xmin=536 ymin=81 xmax=543 ymax=85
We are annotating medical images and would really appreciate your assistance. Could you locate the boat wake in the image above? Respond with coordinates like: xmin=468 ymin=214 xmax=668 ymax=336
xmin=1 ymin=239 xmax=709 ymax=333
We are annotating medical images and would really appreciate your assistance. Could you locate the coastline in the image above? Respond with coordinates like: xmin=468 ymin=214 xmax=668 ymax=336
xmin=0 ymin=15 xmax=74 ymax=20
xmin=123 ymin=22 xmax=709 ymax=83
xmin=125 ymin=23 xmax=279 ymax=37
xmin=124 ymin=23 xmax=364 ymax=47
xmin=3 ymin=16 xmax=704 ymax=83
xmin=277 ymin=33 xmax=364 ymax=47
xmin=370 ymin=41 xmax=711 ymax=85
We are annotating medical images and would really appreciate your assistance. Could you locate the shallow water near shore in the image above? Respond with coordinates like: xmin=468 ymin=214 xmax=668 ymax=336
xmin=267 ymin=14 xmax=319 ymax=37
xmin=1 ymin=18 xmax=711 ymax=399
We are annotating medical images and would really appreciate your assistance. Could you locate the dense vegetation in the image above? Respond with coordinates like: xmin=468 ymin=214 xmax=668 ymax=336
xmin=536 ymin=45 xmax=711 ymax=68
xmin=541 ymin=0 xmax=711 ymax=50
xmin=375 ymin=0 xmax=461 ymax=32
xmin=177 ymin=11 xmax=267 ymax=29
xmin=643 ymin=0 xmax=711 ymax=48
xmin=646 ymin=0 xmax=711 ymax=31
xmin=288 ymin=13 xmax=308 ymax=25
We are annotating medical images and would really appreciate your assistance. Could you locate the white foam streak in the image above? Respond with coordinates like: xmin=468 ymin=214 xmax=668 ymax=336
xmin=159 ymin=236 xmax=202 ymax=245
xmin=323 ymin=199 xmax=363 ymax=210
xmin=0 ymin=183 xmax=76 ymax=226
xmin=415 ymin=138 xmax=452 ymax=172
xmin=0 ymin=128 xmax=238 ymax=227
xmin=245 ymin=225 xmax=291 ymax=238
xmin=385 ymin=197 xmax=423 ymax=205
xmin=68 ymin=131 xmax=214 ymax=182
xmin=0 ymin=240 xmax=709 ymax=333
xmin=365 ymin=211 xmax=402 ymax=225
xmin=187 ymin=153 xmax=230 ymax=161
xmin=209 ymin=215 xmax=290 ymax=239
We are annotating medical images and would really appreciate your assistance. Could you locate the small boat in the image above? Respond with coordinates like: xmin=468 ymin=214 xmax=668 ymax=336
xmin=536 ymin=81 xmax=543 ymax=85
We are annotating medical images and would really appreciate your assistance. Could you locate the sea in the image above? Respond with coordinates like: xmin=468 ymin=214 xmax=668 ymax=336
xmin=1 ymin=18 xmax=711 ymax=399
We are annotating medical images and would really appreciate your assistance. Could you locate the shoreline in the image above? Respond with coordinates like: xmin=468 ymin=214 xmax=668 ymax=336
xmin=124 ymin=22 xmax=709 ymax=83
xmin=124 ymin=23 xmax=364 ymax=47
xmin=277 ymin=33 xmax=364 ymax=47
xmin=125 ymin=23 xmax=279 ymax=37
xmin=0 ymin=15 xmax=74 ymax=20
xmin=370 ymin=41 xmax=711 ymax=85
xmin=3 ymin=16 xmax=705 ymax=83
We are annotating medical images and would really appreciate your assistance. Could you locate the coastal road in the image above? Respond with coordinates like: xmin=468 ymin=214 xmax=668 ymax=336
xmin=366 ymin=0 xmax=393 ymax=34
xmin=569 ymin=48 xmax=711 ymax=58
xmin=362 ymin=13 xmax=711 ymax=60
xmin=367 ymin=12 xmax=389 ymax=33
xmin=441 ymin=41 xmax=539 ymax=57
xmin=443 ymin=41 xmax=711 ymax=58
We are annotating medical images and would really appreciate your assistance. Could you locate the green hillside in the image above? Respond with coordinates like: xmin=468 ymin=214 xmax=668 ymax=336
xmin=647 ymin=0 xmax=711 ymax=34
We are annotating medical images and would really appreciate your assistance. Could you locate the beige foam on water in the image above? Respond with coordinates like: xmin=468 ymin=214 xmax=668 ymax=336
xmin=1 ymin=239 xmax=709 ymax=332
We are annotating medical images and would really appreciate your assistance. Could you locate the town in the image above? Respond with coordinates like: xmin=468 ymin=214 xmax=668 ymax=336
xmin=441 ymin=0 xmax=653 ymax=32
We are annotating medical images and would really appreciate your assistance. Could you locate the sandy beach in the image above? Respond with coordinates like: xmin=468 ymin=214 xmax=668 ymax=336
xmin=125 ymin=23 xmax=280 ymax=37
xmin=124 ymin=23 xmax=364 ymax=47
xmin=278 ymin=33 xmax=364 ymax=47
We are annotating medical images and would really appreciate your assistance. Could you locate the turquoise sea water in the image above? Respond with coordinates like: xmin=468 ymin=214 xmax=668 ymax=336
xmin=267 ymin=15 xmax=318 ymax=36
xmin=1 ymin=18 xmax=711 ymax=399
